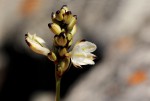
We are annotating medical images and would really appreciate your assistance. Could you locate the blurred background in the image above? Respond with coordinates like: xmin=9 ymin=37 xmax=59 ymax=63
xmin=1 ymin=0 xmax=150 ymax=101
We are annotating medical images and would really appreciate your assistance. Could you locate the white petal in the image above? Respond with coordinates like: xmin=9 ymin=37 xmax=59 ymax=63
xmin=33 ymin=34 xmax=45 ymax=44
xmin=71 ymin=52 xmax=95 ymax=67
xmin=25 ymin=33 xmax=50 ymax=56
xmin=27 ymin=32 xmax=32 ymax=38
xmin=71 ymin=41 xmax=97 ymax=67
xmin=73 ymin=41 xmax=97 ymax=53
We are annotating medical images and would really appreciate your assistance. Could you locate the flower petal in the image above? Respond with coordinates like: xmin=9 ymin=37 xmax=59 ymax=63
xmin=33 ymin=34 xmax=45 ymax=44
xmin=71 ymin=52 xmax=95 ymax=68
xmin=71 ymin=41 xmax=97 ymax=67
xmin=73 ymin=41 xmax=97 ymax=53
xmin=25 ymin=33 xmax=50 ymax=56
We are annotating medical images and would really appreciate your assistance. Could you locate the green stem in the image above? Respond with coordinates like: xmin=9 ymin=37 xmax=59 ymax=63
xmin=56 ymin=78 xmax=61 ymax=101
xmin=55 ymin=65 xmax=61 ymax=101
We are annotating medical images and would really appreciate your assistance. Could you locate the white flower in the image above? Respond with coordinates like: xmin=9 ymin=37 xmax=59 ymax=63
xmin=71 ymin=41 xmax=97 ymax=68
xmin=25 ymin=33 xmax=50 ymax=56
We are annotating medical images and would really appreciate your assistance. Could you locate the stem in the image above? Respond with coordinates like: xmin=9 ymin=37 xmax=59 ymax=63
xmin=56 ymin=78 xmax=61 ymax=101
xmin=55 ymin=65 xmax=61 ymax=101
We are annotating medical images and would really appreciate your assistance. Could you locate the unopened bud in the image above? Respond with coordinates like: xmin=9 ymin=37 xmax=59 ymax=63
xmin=54 ymin=34 xmax=67 ymax=46
xmin=67 ymin=15 xmax=77 ymax=31
xmin=63 ymin=11 xmax=73 ymax=24
xmin=48 ymin=52 xmax=57 ymax=61
xmin=56 ymin=10 xmax=63 ymax=21
xmin=59 ymin=48 xmax=67 ymax=56
xmin=58 ymin=57 xmax=70 ymax=76
xmin=51 ymin=12 xmax=60 ymax=25
xmin=60 ymin=8 xmax=66 ymax=15
xmin=70 ymin=25 xmax=77 ymax=36
xmin=67 ymin=33 xmax=72 ymax=41
xmin=48 ymin=23 xmax=61 ymax=35
xmin=61 ymin=5 xmax=69 ymax=13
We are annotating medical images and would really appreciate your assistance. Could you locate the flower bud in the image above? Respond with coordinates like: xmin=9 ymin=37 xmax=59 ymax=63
xmin=63 ymin=11 xmax=73 ymax=24
xmin=61 ymin=5 xmax=69 ymax=13
xmin=62 ymin=58 xmax=70 ymax=70
xmin=48 ymin=23 xmax=61 ymax=35
xmin=67 ymin=15 xmax=77 ymax=31
xmin=48 ymin=52 xmax=57 ymax=61
xmin=60 ymin=8 xmax=66 ymax=15
xmin=54 ymin=33 xmax=67 ymax=46
xmin=59 ymin=48 xmax=67 ymax=56
xmin=51 ymin=12 xmax=60 ymax=24
xmin=67 ymin=33 xmax=72 ymax=41
xmin=56 ymin=10 xmax=63 ymax=21
xmin=58 ymin=57 xmax=70 ymax=76
xmin=70 ymin=25 xmax=77 ymax=36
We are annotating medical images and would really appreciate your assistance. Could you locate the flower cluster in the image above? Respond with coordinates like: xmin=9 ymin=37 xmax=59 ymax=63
xmin=25 ymin=5 xmax=97 ymax=76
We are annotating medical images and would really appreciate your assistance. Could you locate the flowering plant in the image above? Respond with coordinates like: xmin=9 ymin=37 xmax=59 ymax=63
xmin=25 ymin=5 xmax=96 ymax=101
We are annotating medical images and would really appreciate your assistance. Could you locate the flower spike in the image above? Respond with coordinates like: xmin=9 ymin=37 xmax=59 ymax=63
xmin=25 ymin=5 xmax=97 ymax=101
